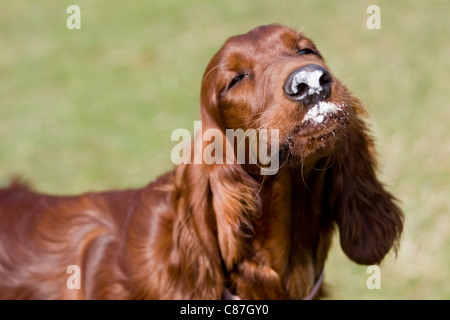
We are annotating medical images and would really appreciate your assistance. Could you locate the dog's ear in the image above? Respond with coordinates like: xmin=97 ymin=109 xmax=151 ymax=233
xmin=171 ymin=161 xmax=224 ymax=299
xmin=325 ymin=99 xmax=403 ymax=265
xmin=198 ymin=61 xmax=262 ymax=269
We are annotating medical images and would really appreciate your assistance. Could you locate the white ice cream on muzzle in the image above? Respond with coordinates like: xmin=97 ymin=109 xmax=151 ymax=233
xmin=302 ymin=101 xmax=341 ymax=124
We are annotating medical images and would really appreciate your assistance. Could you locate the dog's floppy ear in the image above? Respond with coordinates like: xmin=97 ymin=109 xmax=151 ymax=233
xmin=186 ymin=57 xmax=291 ymax=299
xmin=198 ymin=60 xmax=262 ymax=269
xmin=166 ymin=57 xmax=230 ymax=298
xmin=172 ymin=161 xmax=224 ymax=299
xmin=169 ymin=57 xmax=264 ymax=298
xmin=325 ymin=99 xmax=403 ymax=265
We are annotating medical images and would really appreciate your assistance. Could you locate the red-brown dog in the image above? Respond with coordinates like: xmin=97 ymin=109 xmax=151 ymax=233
xmin=0 ymin=24 xmax=403 ymax=299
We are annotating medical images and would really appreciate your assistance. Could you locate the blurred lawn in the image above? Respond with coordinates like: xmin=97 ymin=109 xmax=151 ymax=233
xmin=0 ymin=0 xmax=449 ymax=299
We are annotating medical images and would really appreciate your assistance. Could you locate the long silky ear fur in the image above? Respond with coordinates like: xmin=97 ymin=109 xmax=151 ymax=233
xmin=199 ymin=58 xmax=263 ymax=268
xmin=326 ymin=98 xmax=404 ymax=265
xmin=168 ymin=59 xmax=263 ymax=297
xmin=209 ymin=161 xmax=262 ymax=269
xmin=171 ymin=162 xmax=224 ymax=299
xmin=171 ymin=132 xmax=262 ymax=298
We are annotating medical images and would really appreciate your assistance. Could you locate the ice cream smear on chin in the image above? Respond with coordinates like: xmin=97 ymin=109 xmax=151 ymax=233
xmin=302 ymin=101 xmax=341 ymax=124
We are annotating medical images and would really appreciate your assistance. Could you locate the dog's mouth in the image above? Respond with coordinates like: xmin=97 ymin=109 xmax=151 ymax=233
xmin=278 ymin=100 xmax=350 ymax=164
xmin=293 ymin=101 xmax=349 ymax=137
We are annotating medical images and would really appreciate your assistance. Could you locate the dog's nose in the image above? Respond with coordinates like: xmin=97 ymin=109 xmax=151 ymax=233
xmin=283 ymin=64 xmax=332 ymax=105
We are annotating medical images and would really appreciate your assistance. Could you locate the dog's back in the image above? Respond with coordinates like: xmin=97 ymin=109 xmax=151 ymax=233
xmin=0 ymin=174 xmax=174 ymax=299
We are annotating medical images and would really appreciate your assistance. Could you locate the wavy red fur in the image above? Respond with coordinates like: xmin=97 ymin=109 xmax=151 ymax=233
xmin=0 ymin=25 xmax=403 ymax=299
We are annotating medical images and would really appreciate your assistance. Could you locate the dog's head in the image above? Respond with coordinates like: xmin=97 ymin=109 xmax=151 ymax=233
xmin=191 ymin=24 xmax=403 ymax=267
xmin=200 ymin=24 xmax=353 ymax=167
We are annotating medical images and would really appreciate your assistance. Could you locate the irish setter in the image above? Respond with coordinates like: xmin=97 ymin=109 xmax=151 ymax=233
xmin=0 ymin=24 xmax=403 ymax=299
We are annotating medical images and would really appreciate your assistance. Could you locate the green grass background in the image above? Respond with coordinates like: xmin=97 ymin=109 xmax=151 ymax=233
xmin=0 ymin=0 xmax=449 ymax=299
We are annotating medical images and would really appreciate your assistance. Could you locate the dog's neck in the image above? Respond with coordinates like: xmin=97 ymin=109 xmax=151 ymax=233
xmin=251 ymin=158 xmax=334 ymax=298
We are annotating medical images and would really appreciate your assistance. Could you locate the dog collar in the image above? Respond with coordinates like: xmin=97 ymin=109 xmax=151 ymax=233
xmin=222 ymin=269 xmax=324 ymax=300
